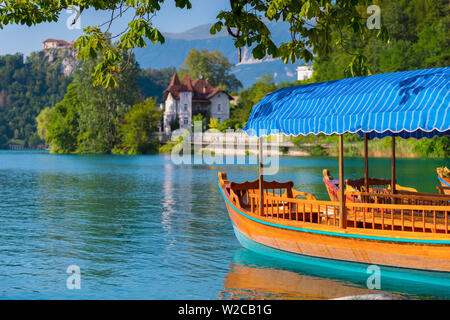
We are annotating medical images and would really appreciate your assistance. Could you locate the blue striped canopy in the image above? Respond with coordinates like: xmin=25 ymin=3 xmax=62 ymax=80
xmin=244 ymin=67 xmax=450 ymax=139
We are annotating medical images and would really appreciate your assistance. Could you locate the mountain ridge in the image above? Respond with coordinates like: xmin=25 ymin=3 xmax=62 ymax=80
xmin=163 ymin=24 xmax=229 ymax=40
xmin=135 ymin=22 xmax=300 ymax=88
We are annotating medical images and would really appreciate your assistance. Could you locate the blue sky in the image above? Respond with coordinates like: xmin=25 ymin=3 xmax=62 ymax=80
xmin=0 ymin=0 xmax=230 ymax=56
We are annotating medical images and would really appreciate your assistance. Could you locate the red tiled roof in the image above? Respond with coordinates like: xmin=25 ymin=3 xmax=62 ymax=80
xmin=168 ymin=72 xmax=181 ymax=87
xmin=206 ymin=87 xmax=231 ymax=99
xmin=164 ymin=72 xmax=194 ymax=100
xmin=192 ymin=78 xmax=214 ymax=93
xmin=164 ymin=73 xmax=231 ymax=102
xmin=182 ymin=75 xmax=193 ymax=91
xmin=43 ymin=39 xmax=73 ymax=46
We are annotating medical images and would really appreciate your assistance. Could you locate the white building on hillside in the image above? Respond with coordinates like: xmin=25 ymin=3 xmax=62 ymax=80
xmin=296 ymin=65 xmax=313 ymax=81
xmin=42 ymin=39 xmax=74 ymax=50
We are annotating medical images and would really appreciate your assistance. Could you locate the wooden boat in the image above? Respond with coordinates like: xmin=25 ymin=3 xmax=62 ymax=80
xmin=323 ymin=169 xmax=419 ymax=203
xmin=438 ymin=177 xmax=450 ymax=195
xmin=437 ymin=170 xmax=450 ymax=195
xmin=219 ymin=172 xmax=450 ymax=272
xmin=218 ymin=67 xmax=450 ymax=273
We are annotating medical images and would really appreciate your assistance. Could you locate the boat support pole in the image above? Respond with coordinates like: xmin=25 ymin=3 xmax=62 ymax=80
xmin=259 ymin=137 xmax=264 ymax=216
xmin=391 ymin=135 xmax=396 ymax=195
xmin=339 ymin=134 xmax=346 ymax=229
xmin=364 ymin=133 xmax=369 ymax=202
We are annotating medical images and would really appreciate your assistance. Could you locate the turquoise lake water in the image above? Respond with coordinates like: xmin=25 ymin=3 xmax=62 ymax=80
xmin=0 ymin=151 xmax=449 ymax=299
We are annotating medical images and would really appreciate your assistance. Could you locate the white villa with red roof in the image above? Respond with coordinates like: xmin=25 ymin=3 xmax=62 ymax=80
xmin=163 ymin=72 xmax=232 ymax=134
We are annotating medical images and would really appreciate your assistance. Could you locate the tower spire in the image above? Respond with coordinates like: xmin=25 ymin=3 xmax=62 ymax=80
xmin=168 ymin=72 xmax=181 ymax=88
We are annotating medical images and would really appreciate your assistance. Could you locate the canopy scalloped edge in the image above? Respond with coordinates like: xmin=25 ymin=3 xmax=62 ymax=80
xmin=244 ymin=128 xmax=450 ymax=140
xmin=243 ymin=67 xmax=450 ymax=140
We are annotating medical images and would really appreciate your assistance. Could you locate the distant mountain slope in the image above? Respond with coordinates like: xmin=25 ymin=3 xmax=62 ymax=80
xmin=163 ymin=24 xmax=229 ymax=40
xmin=134 ymin=23 xmax=300 ymax=88
xmin=135 ymin=36 xmax=238 ymax=69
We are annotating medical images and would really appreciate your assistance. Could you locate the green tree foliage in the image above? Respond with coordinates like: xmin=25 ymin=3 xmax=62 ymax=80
xmin=303 ymin=0 xmax=449 ymax=157
xmin=0 ymin=1 xmax=385 ymax=87
xmin=159 ymin=135 xmax=184 ymax=154
xmin=312 ymin=0 xmax=449 ymax=82
xmin=38 ymin=47 xmax=161 ymax=154
xmin=223 ymin=2 xmax=448 ymax=158
xmin=229 ymin=74 xmax=277 ymax=129
xmin=178 ymin=49 xmax=242 ymax=92
xmin=36 ymin=107 xmax=51 ymax=141
xmin=138 ymin=67 xmax=176 ymax=101
xmin=206 ymin=117 xmax=243 ymax=133
xmin=208 ymin=118 xmax=221 ymax=131
xmin=0 ymin=49 xmax=174 ymax=150
xmin=413 ymin=137 xmax=450 ymax=158
xmin=73 ymin=49 xmax=140 ymax=153
xmin=198 ymin=74 xmax=279 ymax=133
xmin=0 ymin=53 xmax=71 ymax=148
xmin=192 ymin=113 xmax=208 ymax=132
xmin=114 ymin=98 xmax=161 ymax=154
xmin=42 ymin=84 xmax=81 ymax=154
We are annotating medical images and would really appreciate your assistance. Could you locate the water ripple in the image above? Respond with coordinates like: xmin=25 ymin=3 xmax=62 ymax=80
xmin=0 ymin=151 xmax=448 ymax=299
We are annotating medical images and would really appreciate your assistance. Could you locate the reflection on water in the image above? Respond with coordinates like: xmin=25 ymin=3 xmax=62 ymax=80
xmin=0 ymin=151 xmax=448 ymax=299
xmin=219 ymin=249 xmax=386 ymax=300
xmin=219 ymin=249 xmax=450 ymax=300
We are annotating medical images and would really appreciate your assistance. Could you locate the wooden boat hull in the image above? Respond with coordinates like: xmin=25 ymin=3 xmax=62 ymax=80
xmin=439 ymin=176 xmax=450 ymax=195
xmin=219 ymin=184 xmax=450 ymax=274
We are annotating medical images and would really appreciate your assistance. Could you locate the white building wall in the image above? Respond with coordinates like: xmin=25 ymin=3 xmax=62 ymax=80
xmin=164 ymin=90 xmax=231 ymax=134
xmin=297 ymin=66 xmax=313 ymax=81
xmin=209 ymin=93 xmax=230 ymax=123
xmin=164 ymin=93 xmax=176 ymax=134
xmin=178 ymin=91 xmax=192 ymax=130
xmin=165 ymin=93 xmax=175 ymax=113
xmin=43 ymin=42 xmax=57 ymax=50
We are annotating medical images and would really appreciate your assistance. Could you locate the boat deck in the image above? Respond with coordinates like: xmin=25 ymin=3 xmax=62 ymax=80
xmin=221 ymin=173 xmax=450 ymax=235
xmin=254 ymin=200 xmax=449 ymax=233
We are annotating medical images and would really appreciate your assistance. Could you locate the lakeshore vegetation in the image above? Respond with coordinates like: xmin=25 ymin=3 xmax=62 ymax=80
xmin=0 ymin=0 xmax=448 ymax=157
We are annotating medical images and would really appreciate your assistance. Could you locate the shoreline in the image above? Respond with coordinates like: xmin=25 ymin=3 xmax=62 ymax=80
xmin=3 ymin=148 xmax=444 ymax=159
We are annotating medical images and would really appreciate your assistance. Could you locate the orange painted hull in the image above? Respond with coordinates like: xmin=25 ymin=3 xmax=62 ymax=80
xmin=440 ymin=177 xmax=450 ymax=195
xmin=219 ymin=185 xmax=450 ymax=273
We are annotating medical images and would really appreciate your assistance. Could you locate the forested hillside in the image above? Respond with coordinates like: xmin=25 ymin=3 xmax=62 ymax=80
xmin=312 ymin=0 xmax=449 ymax=81
xmin=226 ymin=0 xmax=449 ymax=157
xmin=138 ymin=67 xmax=177 ymax=101
xmin=0 ymin=52 xmax=72 ymax=148
xmin=0 ymin=50 xmax=174 ymax=149
xmin=307 ymin=0 xmax=450 ymax=157
xmin=1 ymin=0 xmax=448 ymax=155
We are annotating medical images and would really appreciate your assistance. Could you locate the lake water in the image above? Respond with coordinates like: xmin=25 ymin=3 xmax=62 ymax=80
xmin=0 ymin=151 xmax=449 ymax=299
